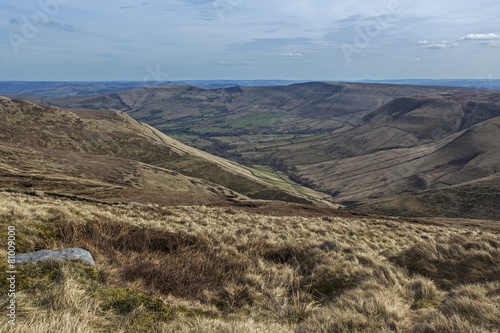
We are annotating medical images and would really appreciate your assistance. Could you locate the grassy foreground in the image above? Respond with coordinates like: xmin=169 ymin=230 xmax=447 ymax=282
xmin=0 ymin=192 xmax=499 ymax=332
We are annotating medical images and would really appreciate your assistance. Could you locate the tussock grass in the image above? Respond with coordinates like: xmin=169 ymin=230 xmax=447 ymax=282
xmin=0 ymin=192 xmax=499 ymax=332
xmin=391 ymin=236 xmax=500 ymax=288
xmin=0 ymin=261 xmax=99 ymax=333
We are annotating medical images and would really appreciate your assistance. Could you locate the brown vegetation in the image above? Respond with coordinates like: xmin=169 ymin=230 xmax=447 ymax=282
xmin=1 ymin=192 xmax=499 ymax=332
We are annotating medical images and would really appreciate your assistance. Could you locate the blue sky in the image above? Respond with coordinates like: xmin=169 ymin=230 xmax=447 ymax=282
xmin=1 ymin=0 xmax=499 ymax=81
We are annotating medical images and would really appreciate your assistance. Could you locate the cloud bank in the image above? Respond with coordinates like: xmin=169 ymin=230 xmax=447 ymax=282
xmin=461 ymin=33 xmax=500 ymax=40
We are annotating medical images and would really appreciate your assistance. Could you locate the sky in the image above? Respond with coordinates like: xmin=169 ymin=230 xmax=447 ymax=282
xmin=1 ymin=0 xmax=499 ymax=81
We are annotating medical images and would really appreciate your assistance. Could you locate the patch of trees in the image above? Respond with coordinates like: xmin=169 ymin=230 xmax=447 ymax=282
xmin=203 ymin=139 xmax=236 ymax=155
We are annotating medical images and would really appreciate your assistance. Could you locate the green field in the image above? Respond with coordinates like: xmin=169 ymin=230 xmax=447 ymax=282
xmin=163 ymin=114 xmax=349 ymax=171
xmin=225 ymin=113 xmax=293 ymax=127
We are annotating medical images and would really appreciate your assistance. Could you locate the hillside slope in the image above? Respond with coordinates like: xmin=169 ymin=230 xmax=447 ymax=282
xmin=0 ymin=98 xmax=328 ymax=205
xmin=33 ymin=81 xmax=477 ymax=123
xmin=274 ymin=92 xmax=500 ymax=160
xmin=296 ymin=117 xmax=500 ymax=196
xmin=293 ymin=92 xmax=500 ymax=219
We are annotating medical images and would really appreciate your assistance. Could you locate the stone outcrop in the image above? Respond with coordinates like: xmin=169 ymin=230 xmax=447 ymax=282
xmin=15 ymin=248 xmax=95 ymax=266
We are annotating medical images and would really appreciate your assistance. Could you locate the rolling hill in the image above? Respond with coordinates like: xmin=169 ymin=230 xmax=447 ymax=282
xmin=5 ymin=83 xmax=500 ymax=219
xmin=292 ymin=92 xmax=500 ymax=219
xmin=21 ymin=81 xmax=478 ymax=124
xmin=8 ymin=80 xmax=483 ymax=165
xmin=0 ymin=80 xmax=306 ymax=97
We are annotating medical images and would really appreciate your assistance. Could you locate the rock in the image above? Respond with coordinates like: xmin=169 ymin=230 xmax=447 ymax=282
xmin=23 ymin=190 xmax=45 ymax=198
xmin=15 ymin=248 xmax=95 ymax=266
xmin=127 ymin=201 xmax=140 ymax=205
xmin=34 ymin=190 xmax=45 ymax=198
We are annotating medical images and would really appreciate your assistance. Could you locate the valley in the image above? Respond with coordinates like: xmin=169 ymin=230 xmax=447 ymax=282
xmin=8 ymin=81 xmax=499 ymax=220
xmin=0 ymin=97 xmax=332 ymax=206
xmin=2 ymin=0 xmax=499 ymax=331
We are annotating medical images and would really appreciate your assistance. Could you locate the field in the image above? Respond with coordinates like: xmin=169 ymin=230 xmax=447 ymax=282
xmin=172 ymin=124 xmax=354 ymax=168
xmin=1 ymin=191 xmax=499 ymax=332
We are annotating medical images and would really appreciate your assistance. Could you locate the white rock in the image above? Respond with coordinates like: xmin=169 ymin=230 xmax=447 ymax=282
xmin=15 ymin=248 xmax=95 ymax=266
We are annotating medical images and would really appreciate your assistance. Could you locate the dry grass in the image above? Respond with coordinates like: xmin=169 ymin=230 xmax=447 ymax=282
xmin=0 ymin=192 xmax=499 ymax=332
xmin=391 ymin=236 xmax=500 ymax=288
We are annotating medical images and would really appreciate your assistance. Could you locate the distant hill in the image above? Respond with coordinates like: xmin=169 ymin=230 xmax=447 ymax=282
xmin=0 ymin=80 xmax=306 ymax=98
xmin=15 ymin=81 xmax=482 ymax=168
xmin=2 ymin=79 xmax=498 ymax=98
xmin=9 ymin=81 xmax=481 ymax=167
xmin=18 ymin=81 xmax=478 ymax=122
xmin=359 ymin=79 xmax=500 ymax=90
xmin=293 ymin=92 xmax=500 ymax=219
xmin=294 ymin=92 xmax=500 ymax=159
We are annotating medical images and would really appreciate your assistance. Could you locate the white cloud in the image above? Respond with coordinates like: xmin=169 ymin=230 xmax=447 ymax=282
xmin=459 ymin=33 xmax=500 ymax=47
xmin=216 ymin=60 xmax=257 ymax=65
xmin=420 ymin=33 xmax=500 ymax=51
xmin=426 ymin=43 xmax=448 ymax=49
xmin=280 ymin=53 xmax=303 ymax=57
xmin=419 ymin=40 xmax=457 ymax=49
xmin=460 ymin=33 xmax=500 ymax=40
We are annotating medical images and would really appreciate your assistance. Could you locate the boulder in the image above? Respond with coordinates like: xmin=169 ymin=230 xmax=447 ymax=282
xmin=15 ymin=248 xmax=95 ymax=266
